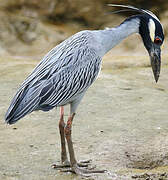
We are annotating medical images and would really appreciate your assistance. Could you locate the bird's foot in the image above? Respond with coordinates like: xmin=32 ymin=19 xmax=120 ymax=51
xmin=52 ymin=160 xmax=106 ymax=177
xmin=51 ymin=159 xmax=70 ymax=169
xmin=78 ymin=159 xmax=92 ymax=167
xmin=51 ymin=159 xmax=92 ymax=169
xmin=62 ymin=163 xmax=106 ymax=177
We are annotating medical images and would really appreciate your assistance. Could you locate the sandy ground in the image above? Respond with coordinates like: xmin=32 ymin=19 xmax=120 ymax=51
xmin=1 ymin=52 xmax=168 ymax=180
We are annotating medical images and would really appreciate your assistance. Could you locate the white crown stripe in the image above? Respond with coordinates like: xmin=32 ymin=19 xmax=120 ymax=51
xmin=148 ymin=19 xmax=156 ymax=42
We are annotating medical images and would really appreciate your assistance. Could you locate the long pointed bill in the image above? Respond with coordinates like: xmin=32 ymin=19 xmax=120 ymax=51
xmin=150 ymin=47 xmax=161 ymax=83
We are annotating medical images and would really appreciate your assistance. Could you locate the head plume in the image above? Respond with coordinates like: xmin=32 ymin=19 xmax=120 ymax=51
xmin=107 ymin=4 xmax=160 ymax=22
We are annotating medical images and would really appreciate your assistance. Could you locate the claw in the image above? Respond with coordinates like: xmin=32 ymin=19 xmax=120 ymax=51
xmin=79 ymin=159 xmax=92 ymax=163
xmin=51 ymin=164 xmax=70 ymax=169
xmin=77 ymin=159 xmax=92 ymax=167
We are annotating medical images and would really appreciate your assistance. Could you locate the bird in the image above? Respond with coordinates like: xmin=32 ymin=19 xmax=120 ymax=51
xmin=5 ymin=4 xmax=164 ymax=176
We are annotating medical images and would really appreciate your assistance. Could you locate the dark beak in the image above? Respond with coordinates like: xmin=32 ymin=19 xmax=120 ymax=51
xmin=149 ymin=46 xmax=161 ymax=83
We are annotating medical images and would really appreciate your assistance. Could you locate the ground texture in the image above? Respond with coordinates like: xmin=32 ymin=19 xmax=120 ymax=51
xmin=1 ymin=53 xmax=168 ymax=180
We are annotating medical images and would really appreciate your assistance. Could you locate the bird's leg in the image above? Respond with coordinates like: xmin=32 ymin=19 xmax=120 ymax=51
xmin=52 ymin=108 xmax=90 ymax=170
xmin=64 ymin=113 xmax=77 ymax=166
xmin=64 ymin=113 xmax=106 ymax=176
xmin=59 ymin=106 xmax=69 ymax=165
xmin=52 ymin=106 xmax=70 ymax=169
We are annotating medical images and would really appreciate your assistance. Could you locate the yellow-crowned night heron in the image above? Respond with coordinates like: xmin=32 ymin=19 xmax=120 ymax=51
xmin=5 ymin=5 xmax=164 ymax=175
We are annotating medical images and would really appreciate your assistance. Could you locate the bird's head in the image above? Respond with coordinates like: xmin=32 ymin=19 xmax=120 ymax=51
xmin=108 ymin=4 xmax=164 ymax=82
xmin=138 ymin=14 xmax=164 ymax=82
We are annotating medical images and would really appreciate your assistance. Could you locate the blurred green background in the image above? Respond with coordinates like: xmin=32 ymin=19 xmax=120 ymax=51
xmin=0 ymin=0 xmax=167 ymax=56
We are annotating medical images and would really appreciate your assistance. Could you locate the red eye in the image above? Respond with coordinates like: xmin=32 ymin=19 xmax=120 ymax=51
xmin=154 ymin=37 xmax=162 ymax=44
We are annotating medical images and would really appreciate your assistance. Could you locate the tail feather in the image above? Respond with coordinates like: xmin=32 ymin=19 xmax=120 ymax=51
xmin=5 ymin=87 xmax=26 ymax=122
xmin=5 ymin=85 xmax=39 ymax=124
xmin=5 ymin=100 xmax=39 ymax=124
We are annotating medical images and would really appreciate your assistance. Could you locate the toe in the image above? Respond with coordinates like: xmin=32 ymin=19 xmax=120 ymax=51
xmin=72 ymin=164 xmax=106 ymax=176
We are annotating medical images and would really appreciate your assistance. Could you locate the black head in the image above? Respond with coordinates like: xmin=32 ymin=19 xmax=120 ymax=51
xmin=138 ymin=14 xmax=164 ymax=82
xmin=108 ymin=4 xmax=164 ymax=82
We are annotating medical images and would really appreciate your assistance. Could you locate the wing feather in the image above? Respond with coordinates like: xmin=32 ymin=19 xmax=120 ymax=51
xmin=5 ymin=30 xmax=101 ymax=123
xmin=39 ymin=48 xmax=101 ymax=108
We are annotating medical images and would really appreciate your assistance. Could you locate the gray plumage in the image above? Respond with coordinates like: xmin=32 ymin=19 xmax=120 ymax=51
xmin=5 ymin=5 xmax=164 ymax=125
xmin=5 ymin=31 xmax=103 ymax=124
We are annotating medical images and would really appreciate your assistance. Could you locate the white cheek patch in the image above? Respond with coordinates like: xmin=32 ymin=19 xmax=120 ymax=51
xmin=148 ymin=18 xmax=156 ymax=42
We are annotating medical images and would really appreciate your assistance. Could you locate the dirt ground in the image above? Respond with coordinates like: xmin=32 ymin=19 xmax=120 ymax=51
xmin=1 ymin=49 xmax=168 ymax=180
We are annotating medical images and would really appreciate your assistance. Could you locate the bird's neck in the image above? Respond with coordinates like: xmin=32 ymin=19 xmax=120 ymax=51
xmin=98 ymin=17 xmax=140 ymax=56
